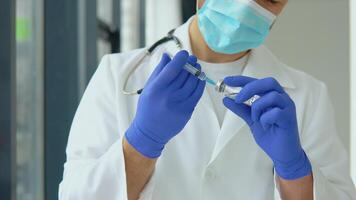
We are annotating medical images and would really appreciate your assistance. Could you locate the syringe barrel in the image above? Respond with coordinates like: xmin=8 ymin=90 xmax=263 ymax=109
xmin=166 ymin=52 xmax=205 ymax=81
xmin=183 ymin=63 xmax=206 ymax=81
xmin=183 ymin=63 xmax=200 ymax=76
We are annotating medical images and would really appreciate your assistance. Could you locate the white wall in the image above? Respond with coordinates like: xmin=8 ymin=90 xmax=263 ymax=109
xmin=145 ymin=0 xmax=182 ymax=46
xmin=121 ymin=0 xmax=140 ymax=51
xmin=266 ymin=1 xmax=350 ymax=154
xmin=350 ymin=0 xmax=356 ymax=185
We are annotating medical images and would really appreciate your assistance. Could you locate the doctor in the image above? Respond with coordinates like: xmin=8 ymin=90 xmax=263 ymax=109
xmin=59 ymin=0 xmax=356 ymax=199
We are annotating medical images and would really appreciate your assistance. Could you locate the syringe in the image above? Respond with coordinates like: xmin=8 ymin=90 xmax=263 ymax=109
xmin=183 ymin=62 xmax=217 ymax=86
xmin=184 ymin=62 xmax=259 ymax=106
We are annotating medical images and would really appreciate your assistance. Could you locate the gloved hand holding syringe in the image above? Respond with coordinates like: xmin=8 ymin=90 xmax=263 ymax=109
xmin=182 ymin=59 xmax=259 ymax=106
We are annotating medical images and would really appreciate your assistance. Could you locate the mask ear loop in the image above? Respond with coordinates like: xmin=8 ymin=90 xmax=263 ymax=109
xmin=270 ymin=20 xmax=276 ymax=30
xmin=196 ymin=0 xmax=200 ymax=13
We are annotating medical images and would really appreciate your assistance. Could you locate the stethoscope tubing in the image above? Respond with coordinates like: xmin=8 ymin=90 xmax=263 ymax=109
xmin=122 ymin=29 xmax=182 ymax=96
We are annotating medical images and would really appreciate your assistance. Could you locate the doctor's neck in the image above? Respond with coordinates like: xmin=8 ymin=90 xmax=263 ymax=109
xmin=189 ymin=15 xmax=249 ymax=63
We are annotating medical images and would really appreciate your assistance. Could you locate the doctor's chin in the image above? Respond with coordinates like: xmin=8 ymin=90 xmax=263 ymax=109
xmin=2 ymin=0 xmax=356 ymax=200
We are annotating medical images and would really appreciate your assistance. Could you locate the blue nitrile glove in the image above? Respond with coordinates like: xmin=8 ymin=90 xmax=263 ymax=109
xmin=125 ymin=50 xmax=206 ymax=158
xmin=222 ymin=76 xmax=312 ymax=180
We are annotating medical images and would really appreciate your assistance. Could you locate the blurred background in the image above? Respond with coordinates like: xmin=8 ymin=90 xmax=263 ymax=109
xmin=0 ymin=0 xmax=355 ymax=199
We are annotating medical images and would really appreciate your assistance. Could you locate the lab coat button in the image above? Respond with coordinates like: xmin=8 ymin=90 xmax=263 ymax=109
xmin=205 ymin=167 xmax=216 ymax=179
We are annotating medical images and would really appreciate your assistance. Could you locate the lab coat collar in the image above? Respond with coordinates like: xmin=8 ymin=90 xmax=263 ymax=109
xmin=242 ymin=46 xmax=296 ymax=89
xmin=171 ymin=17 xmax=296 ymax=165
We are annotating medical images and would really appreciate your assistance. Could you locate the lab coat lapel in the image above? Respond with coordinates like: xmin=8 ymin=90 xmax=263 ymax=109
xmin=242 ymin=46 xmax=296 ymax=89
xmin=208 ymin=110 xmax=247 ymax=164
xmin=208 ymin=46 xmax=296 ymax=164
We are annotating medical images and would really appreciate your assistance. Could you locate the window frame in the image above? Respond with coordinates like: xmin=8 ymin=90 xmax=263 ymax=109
xmin=0 ymin=0 xmax=17 ymax=199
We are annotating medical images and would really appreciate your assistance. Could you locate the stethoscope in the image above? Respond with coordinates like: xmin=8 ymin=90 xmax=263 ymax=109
xmin=121 ymin=29 xmax=259 ymax=106
xmin=122 ymin=29 xmax=182 ymax=96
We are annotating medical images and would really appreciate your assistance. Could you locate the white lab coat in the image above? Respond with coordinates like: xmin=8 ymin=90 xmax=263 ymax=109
xmin=59 ymin=18 xmax=356 ymax=200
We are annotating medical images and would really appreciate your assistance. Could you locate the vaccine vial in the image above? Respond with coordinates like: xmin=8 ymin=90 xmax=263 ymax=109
xmin=215 ymin=80 xmax=259 ymax=106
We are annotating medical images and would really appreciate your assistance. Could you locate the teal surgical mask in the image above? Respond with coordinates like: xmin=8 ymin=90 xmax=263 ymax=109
xmin=197 ymin=0 xmax=276 ymax=54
